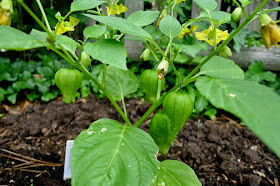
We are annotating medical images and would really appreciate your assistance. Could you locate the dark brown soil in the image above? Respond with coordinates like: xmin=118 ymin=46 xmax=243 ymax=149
xmin=0 ymin=94 xmax=279 ymax=185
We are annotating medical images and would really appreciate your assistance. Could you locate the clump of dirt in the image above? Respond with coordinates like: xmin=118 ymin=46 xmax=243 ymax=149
xmin=0 ymin=94 xmax=279 ymax=185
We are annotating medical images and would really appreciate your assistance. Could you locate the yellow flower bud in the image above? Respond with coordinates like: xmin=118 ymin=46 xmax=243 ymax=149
xmin=106 ymin=4 xmax=127 ymax=16
xmin=0 ymin=10 xmax=11 ymax=26
xmin=259 ymin=14 xmax=280 ymax=50
xmin=157 ymin=9 xmax=167 ymax=27
xmin=55 ymin=16 xmax=80 ymax=35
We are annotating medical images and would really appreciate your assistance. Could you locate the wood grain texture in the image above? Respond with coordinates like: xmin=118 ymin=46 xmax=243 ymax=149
xmin=124 ymin=0 xmax=145 ymax=61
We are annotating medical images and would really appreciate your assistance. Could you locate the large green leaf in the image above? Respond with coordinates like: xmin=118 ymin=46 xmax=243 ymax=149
xmin=172 ymin=42 xmax=208 ymax=58
xmin=98 ymin=65 xmax=138 ymax=99
xmin=70 ymin=0 xmax=104 ymax=12
xmin=84 ymin=14 xmax=152 ymax=39
xmin=127 ymin=11 xmax=159 ymax=27
xmin=199 ymin=56 xmax=245 ymax=80
xmin=197 ymin=11 xmax=231 ymax=24
xmin=84 ymin=39 xmax=127 ymax=70
xmin=159 ymin=15 xmax=182 ymax=39
xmin=29 ymin=29 xmax=47 ymax=42
xmin=71 ymin=119 xmax=160 ymax=186
xmin=0 ymin=26 xmax=48 ymax=50
xmin=152 ymin=160 xmax=201 ymax=186
xmin=195 ymin=77 xmax=280 ymax=157
xmin=193 ymin=0 xmax=217 ymax=12
xmin=245 ymin=61 xmax=276 ymax=83
xmin=83 ymin=25 xmax=106 ymax=39
xmin=55 ymin=35 xmax=77 ymax=54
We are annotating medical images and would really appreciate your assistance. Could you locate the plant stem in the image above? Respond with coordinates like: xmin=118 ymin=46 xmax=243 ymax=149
xmin=134 ymin=0 xmax=269 ymax=128
xmin=36 ymin=0 xmax=52 ymax=32
xmin=145 ymin=41 xmax=159 ymax=62
xmin=120 ymin=87 xmax=127 ymax=117
xmin=156 ymin=79 xmax=162 ymax=100
xmin=149 ymin=39 xmax=168 ymax=61
xmin=170 ymin=62 xmax=181 ymax=81
xmin=16 ymin=0 xmax=55 ymax=40
xmin=102 ymin=64 xmax=107 ymax=87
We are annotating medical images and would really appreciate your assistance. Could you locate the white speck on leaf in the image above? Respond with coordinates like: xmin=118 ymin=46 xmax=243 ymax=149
xmin=101 ymin=128 xmax=107 ymax=133
xmin=128 ymin=165 xmax=131 ymax=168
xmin=87 ymin=129 xmax=94 ymax=135
xmin=229 ymin=93 xmax=236 ymax=97
xmin=122 ymin=143 xmax=124 ymax=146
xmin=162 ymin=182 xmax=165 ymax=186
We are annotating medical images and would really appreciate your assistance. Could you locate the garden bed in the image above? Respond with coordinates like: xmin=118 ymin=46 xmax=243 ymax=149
xmin=0 ymin=94 xmax=279 ymax=185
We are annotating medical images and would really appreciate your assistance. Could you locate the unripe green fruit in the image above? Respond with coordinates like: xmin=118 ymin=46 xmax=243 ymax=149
xmin=231 ymin=7 xmax=242 ymax=23
xmin=149 ymin=110 xmax=175 ymax=155
xmin=80 ymin=51 xmax=91 ymax=68
xmin=55 ymin=68 xmax=83 ymax=104
xmin=163 ymin=91 xmax=194 ymax=132
xmin=140 ymin=69 xmax=165 ymax=103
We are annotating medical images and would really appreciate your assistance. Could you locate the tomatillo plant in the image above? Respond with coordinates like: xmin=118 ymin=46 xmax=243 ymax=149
xmin=0 ymin=0 xmax=280 ymax=185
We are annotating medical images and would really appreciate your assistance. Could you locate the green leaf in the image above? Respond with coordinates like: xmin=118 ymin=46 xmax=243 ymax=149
xmin=0 ymin=26 xmax=48 ymax=51
xmin=197 ymin=11 xmax=231 ymax=24
xmin=199 ymin=56 xmax=245 ymax=80
xmin=83 ymin=25 xmax=106 ymax=39
xmin=84 ymin=39 xmax=127 ymax=70
xmin=27 ymin=91 xmax=40 ymax=102
xmin=245 ymin=61 xmax=276 ymax=83
xmin=55 ymin=35 xmax=77 ymax=54
xmin=195 ymin=77 xmax=280 ymax=157
xmin=98 ymin=65 xmax=138 ymax=99
xmin=127 ymin=11 xmax=159 ymax=27
xmin=29 ymin=29 xmax=47 ymax=42
xmin=36 ymin=66 xmax=54 ymax=77
xmin=71 ymin=119 xmax=160 ymax=185
xmin=258 ymin=7 xmax=280 ymax=15
xmin=159 ymin=15 xmax=182 ymax=39
xmin=193 ymin=0 xmax=217 ymax=12
xmin=0 ymin=87 xmax=7 ymax=102
xmin=233 ymin=29 xmax=250 ymax=53
xmin=70 ymin=0 xmax=104 ymax=12
xmin=84 ymin=14 xmax=152 ymax=39
xmin=152 ymin=160 xmax=201 ymax=186
xmin=195 ymin=92 xmax=208 ymax=114
xmin=7 ymin=93 xmax=17 ymax=104
xmin=173 ymin=42 xmax=208 ymax=58
xmin=239 ymin=0 xmax=252 ymax=7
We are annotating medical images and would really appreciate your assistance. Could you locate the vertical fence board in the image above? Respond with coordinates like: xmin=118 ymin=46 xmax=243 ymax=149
xmin=240 ymin=0 xmax=278 ymax=31
xmin=124 ymin=0 xmax=145 ymax=61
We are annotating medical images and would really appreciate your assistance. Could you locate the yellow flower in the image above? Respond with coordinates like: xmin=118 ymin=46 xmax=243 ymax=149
xmin=175 ymin=0 xmax=186 ymax=4
xmin=107 ymin=4 xmax=127 ymax=16
xmin=0 ymin=0 xmax=13 ymax=26
xmin=55 ymin=16 xmax=80 ymax=35
xmin=276 ymin=0 xmax=280 ymax=2
xmin=260 ymin=14 xmax=280 ymax=50
xmin=178 ymin=25 xmax=198 ymax=38
xmin=195 ymin=26 xmax=229 ymax=46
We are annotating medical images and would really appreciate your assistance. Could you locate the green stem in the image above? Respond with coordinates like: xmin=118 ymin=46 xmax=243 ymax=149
xmin=164 ymin=38 xmax=172 ymax=57
xmin=16 ymin=0 xmax=55 ymax=40
xmin=149 ymin=39 xmax=168 ymax=61
xmin=134 ymin=0 xmax=269 ymax=128
xmin=156 ymin=79 xmax=162 ymax=100
xmin=145 ymin=41 xmax=159 ymax=62
xmin=80 ymin=65 xmax=132 ymax=125
xmin=120 ymin=88 xmax=127 ymax=117
xmin=170 ymin=62 xmax=181 ymax=81
xmin=36 ymin=0 xmax=52 ymax=32
xmin=103 ymin=64 xmax=107 ymax=87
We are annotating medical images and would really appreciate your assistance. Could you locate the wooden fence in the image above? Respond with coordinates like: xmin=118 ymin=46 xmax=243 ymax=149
xmin=123 ymin=0 xmax=280 ymax=71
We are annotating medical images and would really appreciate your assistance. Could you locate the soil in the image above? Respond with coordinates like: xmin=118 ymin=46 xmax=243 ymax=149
xmin=0 ymin=94 xmax=279 ymax=186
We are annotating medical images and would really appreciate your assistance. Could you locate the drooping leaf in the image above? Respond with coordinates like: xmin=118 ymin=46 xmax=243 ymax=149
xmin=159 ymin=15 xmax=182 ymax=39
xmin=55 ymin=35 xmax=78 ymax=54
xmin=193 ymin=0 xmax=217 ymax=12
xmin=83 ymin=25 xmax=106 ymax=39
xmin=152 ymin=160 xmax=201 ymax=186
xmin=258 ymin=7 xmax=280 ymax=15
xmin=0 ymin=26 xmax=48 ymax=50
xmin=70 ymin=0 xmax=105 ymax=12
xmin=71 ymin=119 xmax=160 ymax=186
xmin=195 ymin=76 xmax=280 ymax=157
xmin=173 ymin=42 xmax=208 ymax=58
xmin=84 ymin=14 xmax=152 ymax=39
xmin=127 ymin=11 xmax=159 ymax=27
xmin=84 ymin=39 xmax=127 ymax=70
xmin=199 ymin=56 xmax=245 ymax=80
xmin=98 ymin=65 xmax=138 ymax=99
xmin=197 ymin=11 xmax=231 ymax=24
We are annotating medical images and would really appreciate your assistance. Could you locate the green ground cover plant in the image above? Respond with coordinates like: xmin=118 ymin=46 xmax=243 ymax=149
xmin=1 ymin=0 xmax=280 ymax=185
